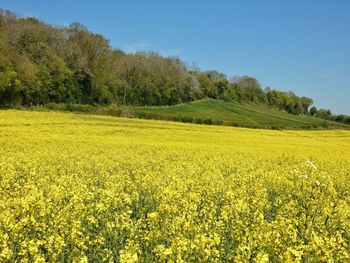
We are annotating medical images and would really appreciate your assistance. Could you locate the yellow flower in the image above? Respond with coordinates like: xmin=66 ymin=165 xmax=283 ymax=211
xmin=0 ymin=110 xmax=349 ymax=262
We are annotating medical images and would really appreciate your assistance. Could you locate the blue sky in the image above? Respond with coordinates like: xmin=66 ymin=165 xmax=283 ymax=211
xmin=2 ymin=0 xmax=350 ymax=114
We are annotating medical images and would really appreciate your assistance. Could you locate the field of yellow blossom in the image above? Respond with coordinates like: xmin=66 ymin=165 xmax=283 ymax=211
xmin=0 ymin=110 xmax=350 ymax=262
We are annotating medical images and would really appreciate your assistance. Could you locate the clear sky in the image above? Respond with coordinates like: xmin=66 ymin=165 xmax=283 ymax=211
xmin=2 ymin=0 xmax=350 ymax=114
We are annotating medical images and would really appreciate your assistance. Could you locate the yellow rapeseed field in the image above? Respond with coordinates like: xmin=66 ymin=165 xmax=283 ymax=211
xmin=0 ymin=110 xmax=350 ymax=262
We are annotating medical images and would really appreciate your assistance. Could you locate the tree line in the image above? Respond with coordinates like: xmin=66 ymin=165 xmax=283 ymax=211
xmin=0 ymin=10 xmax=349 ymax=124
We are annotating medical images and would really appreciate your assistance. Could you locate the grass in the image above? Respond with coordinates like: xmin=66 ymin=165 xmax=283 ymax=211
xmin=42 ymin=99 xmax=349 ymax=130
xmin=130 ymin=99 xmax=349 ymax=129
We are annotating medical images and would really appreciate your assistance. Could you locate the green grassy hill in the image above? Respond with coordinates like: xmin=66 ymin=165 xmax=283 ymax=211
xmin=44 ymin=99 xmax=349 ymax=129
xmin=129 ymin=99 xmax=349 ymax=130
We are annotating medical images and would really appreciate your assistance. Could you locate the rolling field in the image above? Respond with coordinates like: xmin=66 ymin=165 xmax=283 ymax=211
xmin=131 ymin=99 xmax=349 ymax=129
xmin=1 ymin=110 xmax=350 ymax=262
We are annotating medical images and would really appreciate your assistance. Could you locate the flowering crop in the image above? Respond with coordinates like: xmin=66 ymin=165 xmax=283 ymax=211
xmin=0 ymin=110 xmax=349 ymax=262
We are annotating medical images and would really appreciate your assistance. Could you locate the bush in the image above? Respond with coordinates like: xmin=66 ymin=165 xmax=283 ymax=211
xmin=203 ymin=119 xmax=213 ymax=125
xmin=179 ymin=116 xmax=193 ymax=123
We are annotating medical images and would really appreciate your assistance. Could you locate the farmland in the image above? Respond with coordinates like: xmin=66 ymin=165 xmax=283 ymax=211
xmin=131 ymin=99 xmax=350 ymax=129
xmin=45 ymin=99 xmax=350 ymax=130
xmin=0 ymin=110 xmax=350 ymax=262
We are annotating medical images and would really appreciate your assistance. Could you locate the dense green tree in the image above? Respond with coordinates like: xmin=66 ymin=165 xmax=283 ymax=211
xmin=0 ymin=70 xmax=21 ymax=106
xmin=193 ymin=70 xmax=229 ymax=99
xmin=0 ymin=29 xmax=22 ymax=105
xmin=265 ymin=89 xmax=313 ymax=115
xmin=64 ymin=23 xmax=115 ymax=103
xmin=1 ymin=9 xmax=347 ymax=125
xmin=232 ymin=76 xmax=267 ymax=104
xmin=334 ymin=114 xmax=350 ymax=125
xmin=300 ymin=97 xmax=313 ymax=113
xmin=335 ymin=114 xmax=347 ymax=123
xmin=310 ymin=106 xmax=317 ymax=116
xmin=115 ymin=52 xmax=199 ymax=105
xmin=316 ymin=109 xmax=333 ymax=120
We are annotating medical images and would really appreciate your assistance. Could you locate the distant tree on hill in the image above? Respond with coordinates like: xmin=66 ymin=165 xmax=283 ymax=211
xmin=0 ymin=8 xmax=347 ymax=123
xmin=310 ymin=106 xmax=317 ymax=116
xmin=232 ymin=76 xmax=267 ymax=104
xmin=300 ymin=97 xmax=313 ymax=113
xmin=316 ymin=109 xmax=333 ymax=120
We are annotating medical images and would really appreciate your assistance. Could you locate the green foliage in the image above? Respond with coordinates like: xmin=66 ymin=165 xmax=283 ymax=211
xmin=0 ymin=70 xmax=22 ymax=106
xmin=115 ymin=52 xmax=199 ymax=105
xmin=132 ymin=99 xmax=349 ymax=129
xmin=0 ymin=9 xmax=347 ymax=127
xmin=310 ymin=106 xmax=317 ymax=116
xmin=316 ymin=109 xmax=333 ymax=120
xmin=232 ymin=76 xmax=267 ymax=104
xmin=45 ymin=99 xmax=349 ymax=130
xmin=335 ymin=114 xmax=350 ymax=125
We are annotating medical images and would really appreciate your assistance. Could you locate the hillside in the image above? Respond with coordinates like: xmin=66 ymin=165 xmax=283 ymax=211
xmin=1 ymin=10 xmax=349 ymax=126
xmin=130 ymin=99 xmax=349 ymax=130
xmin=44 ymin=99 xmax=350 ymax=130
